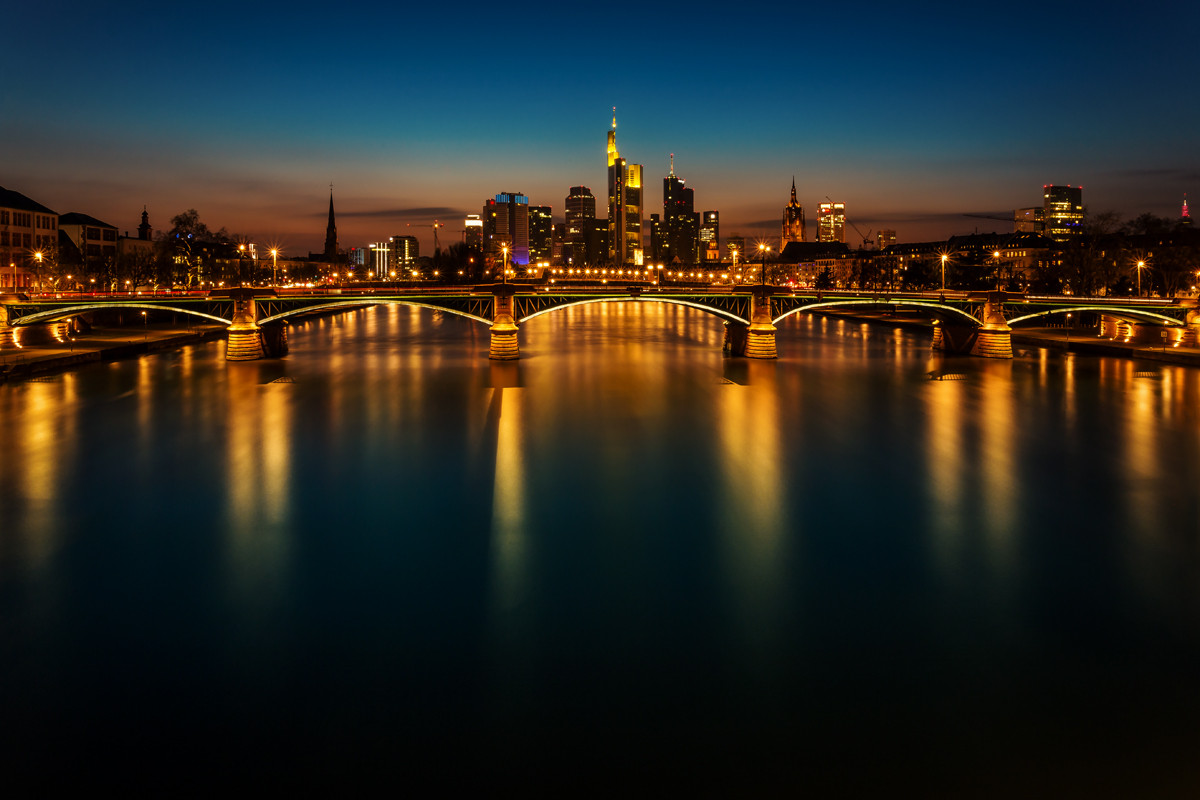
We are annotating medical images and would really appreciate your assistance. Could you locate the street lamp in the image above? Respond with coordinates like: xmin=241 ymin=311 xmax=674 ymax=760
xmin=501 ymin=245 xmax=509 ymax=284
xmin=34 ymin=251 xmax=43 ymax=292
xmin=941 ymin=254 xmax=948 ymax=292
xmin=759 ymin=243 xmax=770 ymax=286
xmin=271 ymin=249 xmax=278 ymax=287
xmin=1137 ymin=260 xmax=1145 ymax=297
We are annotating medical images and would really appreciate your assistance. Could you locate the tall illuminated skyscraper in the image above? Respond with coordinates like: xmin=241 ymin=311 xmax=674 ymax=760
xmin=464 ymin=214 xmax=484 ymax=251
xmin=817 ymin=202 xmax=846 ymax=243
xmin=1181 ymin=194 xmax=1191 ymax=226
xmin=700 ymin=211 xmax=720 ymax=263
xmin=781 ymin=178 xmax=805 ymax=246
xmin=484 ymin=192 xmax=530 ymax=265
xmin=528 ymin=205 xmax=553 ymax=264
xmin=663 ymin=154 xmax=698 ymax=264
xmin=1042 ymin=185 xmax=1083 ymax=241
xmin=606 ymin=110 xmax=643 ymax=264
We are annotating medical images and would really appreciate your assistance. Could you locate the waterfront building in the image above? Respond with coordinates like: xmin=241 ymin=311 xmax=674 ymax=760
xmin=818 ymin=202 xmax=846 ymax=243
xmin=117 ymin=207 xmax=156 ymax=258
xmin=1043 ymin=185 xmax=1083 ymax=241
xmin=877 ymin=229 xmax=897 ymax=250
xmin=0 ymin=186 xmax=58 ymax=289
xmin=391 ymin=235 xmax=419 ymax=265
xmin=528 ymin=205 xmax=553 ymax=264
xmin=663 ymin=156 xmax=698 ymax=264
xmin=1015 ymin=207 xmax=1045 ymax=234
xmin=464 ymin=215 xmax=484 ymax=250
xmin=700 ymin=211 xmax=720 ymax=263
xmin=484 ymin=192 xmax=530 ymax=266
xmin=781 ymin=178 xmax=806 ymax=247
xmin=606 ymin=112 xmax=644 ymax=264
xmin=59 ymin=212 xmax=118 ymax=266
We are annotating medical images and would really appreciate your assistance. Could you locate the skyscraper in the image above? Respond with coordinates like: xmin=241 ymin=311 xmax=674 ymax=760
xmin=528 ymin=205 xmax=553 ymax=264
xmin=391 ymin=235 xmax=419 ymax=264
xmin=700 ymin=211 xmax=720 ymax=263
xmin=565 ymin=186 xmax=596 ymax=263
xmin=1042 ymin=185 xmax=1083 ymax=241
xmin=1182 ymin=194 xmax=1191 ymax=226
xmin=817 ymin=202 xmax=845 ymax=243
xmin=464 ymin=214 xmax=484 ymax=250
xmin=663 ymin=155 xmax=698 ymax=264
xmin=484 ymin=192 xmax=530 ymax=266
xmin=606 ymin=111 xmax=644 ymax=265
xmin=877 ymin=229 xmax=897 ymax=250
xmin=781 ymin=178 xmax=805 ymax=246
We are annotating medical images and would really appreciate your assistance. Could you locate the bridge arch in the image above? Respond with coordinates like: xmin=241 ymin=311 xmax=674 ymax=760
xmin=517 ymin=296 xmax=750 ymax=325
xmin=1005 ymin=305 xmax=1186 ymax=327
xmin=772 ymin=299 xmax=982 ymax=327
xmin=12 ymin=303 xmax=233 ymax=326
xmin=258 ymin=298 xmax=493 ymax=326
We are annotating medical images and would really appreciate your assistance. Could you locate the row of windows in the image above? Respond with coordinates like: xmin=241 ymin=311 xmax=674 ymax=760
xmin=0 ymin=232 xmax=32 ymax=248
xmin=2 ymin=211 xmax=33 ymax=228
xmin=36 ymin=215 xmax=56 ymax=230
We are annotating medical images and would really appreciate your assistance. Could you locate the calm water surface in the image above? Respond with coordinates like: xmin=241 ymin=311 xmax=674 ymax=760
xmin=2 ymin=304 xmax=1199 ymax=792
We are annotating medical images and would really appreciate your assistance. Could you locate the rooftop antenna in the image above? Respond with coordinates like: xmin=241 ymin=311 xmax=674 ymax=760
xmin=670 ymin=153 xmax=674 ymax=176
xmin=612 ymin=107 xmax=616 ymax=129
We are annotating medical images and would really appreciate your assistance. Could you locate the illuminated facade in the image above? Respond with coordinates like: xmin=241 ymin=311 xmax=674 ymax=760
xmin=700 ymin=211 xmax=720 ymax=263
xmin=877 ymin=229 xmax=897 ymax=250
xmin=0 ymin=185 xmax=57 ymax=289
xmin=485 ymin=192 xmax=530 ymax=266
xmin=390 ymin=235 xmax=419 ymax=264
xmin=606 ymin=112 xmax=643 ymax=264
xmin=1182 ymin=194 xmax=1191 ymax=226
xmin=1015 ymin=207 xmax=1045 ymax=234
xmin=817 ymin=202 xmax=845 ymax=243
xmin=663 ymin=156 xmax=698 ymax=264
xmin=781 ymin=178 xmax=805 ymax=246
xmin=528 ymin=205 xmax=553 ymax=264
xmin=464 ymin=214 xmax=483 ymax=250
xmin=565 ymin=186 xmax=596 ymax=263
xmin=1042 ymin=185 xmax=1083 ymax=241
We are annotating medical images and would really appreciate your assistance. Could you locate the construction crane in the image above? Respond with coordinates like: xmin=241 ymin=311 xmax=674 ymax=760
xmin=408 ymin=220 xmax=445 ymax=252
xmin=963 ymin=213 xmax=1015 ymax=223
xmin=827 ymin=196 xmax=872 ymax=249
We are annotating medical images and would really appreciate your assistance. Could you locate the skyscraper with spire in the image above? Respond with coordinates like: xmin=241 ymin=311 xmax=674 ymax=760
xmin=324 ymin=189 xmax=339 ymax=262
xmin=781 ymin=178 xmax=806 ymax=247
xmin=606 ymin=110 xmax=643 ymax=264
xmin=1183 ymin=193 xmax=1192 ymax=226
xmin=662 ymin=154 xmax=698 ymax=264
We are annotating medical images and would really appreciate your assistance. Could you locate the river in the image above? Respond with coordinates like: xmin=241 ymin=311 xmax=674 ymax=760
xmin=1 ymin=303 xmax=1198 ymax=792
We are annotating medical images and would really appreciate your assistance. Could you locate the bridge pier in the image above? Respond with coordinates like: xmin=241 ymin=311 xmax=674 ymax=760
xmin=225 ymin=291 xmax=264 ymax=361
xmin=969 ymin=295 xmax=1013 ymax=359
xmin=745 ymin=286 xmax=777 ymax=359
xmin=490 ymin=284 xmax=519 ymax=360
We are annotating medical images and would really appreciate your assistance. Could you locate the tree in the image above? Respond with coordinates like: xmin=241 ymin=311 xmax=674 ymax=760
xmin=814 ymin=266 xmax=834 ymax=289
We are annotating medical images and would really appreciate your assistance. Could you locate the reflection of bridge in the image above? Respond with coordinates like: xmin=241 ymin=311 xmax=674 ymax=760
xmin=2 ymin=285 xmax=1196 ymax=361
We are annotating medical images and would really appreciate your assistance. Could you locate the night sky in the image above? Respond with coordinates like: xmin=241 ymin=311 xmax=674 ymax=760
xmin=3 ymin=1 xmax=1195 ymax=254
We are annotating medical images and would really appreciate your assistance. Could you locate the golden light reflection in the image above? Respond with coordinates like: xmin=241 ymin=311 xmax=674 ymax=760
xmin=925 ymin=361 xmax=966 ymax=576
xmin=489 ymin=387 xmax=528 ymax=614
xmin=979 ymin=364 xmax=1019 ymax=567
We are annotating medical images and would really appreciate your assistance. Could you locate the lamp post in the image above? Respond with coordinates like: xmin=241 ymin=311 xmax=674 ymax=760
xmin=502 ymin=245 xmax=509 ymax=284
xmin=941 ymin=254 xmax=948 ymax=292
xmin=271 ymin=249 xmax=278 ymax=288
xmin=1065 ymin=312 xmax=1072 ymax=351
xmin=1137 ymin=260 xmax=1145 ymax=297
xmin=34 ymin=251 xmax=43 ymax=293
xmin=759 ymin=243 xmax=770 ymax=286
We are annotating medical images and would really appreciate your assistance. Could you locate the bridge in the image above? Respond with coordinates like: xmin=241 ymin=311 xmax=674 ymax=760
xmin=1 ymin=285 xmax=1195 ymax=361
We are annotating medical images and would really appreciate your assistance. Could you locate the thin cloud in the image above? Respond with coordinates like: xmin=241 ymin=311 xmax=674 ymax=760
xmin=318 ymin=206 xmax=464 ymax=219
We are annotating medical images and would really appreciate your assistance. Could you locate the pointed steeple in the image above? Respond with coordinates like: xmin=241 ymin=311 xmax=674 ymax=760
xmin=791 ymin=176 xmax=797 ymax=204
xmin=324 ymin=187 xmax=339 ymax=261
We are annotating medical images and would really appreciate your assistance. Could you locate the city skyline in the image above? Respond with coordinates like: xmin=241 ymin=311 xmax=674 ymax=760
xmin=2 ymin=2 xmax=1195 ymax=255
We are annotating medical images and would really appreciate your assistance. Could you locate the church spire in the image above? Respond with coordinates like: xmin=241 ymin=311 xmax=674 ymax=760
xmin=791 ymin=176 xmax=797 ymax=205
xmin=324 ymin=187 xmax=339 ymax=262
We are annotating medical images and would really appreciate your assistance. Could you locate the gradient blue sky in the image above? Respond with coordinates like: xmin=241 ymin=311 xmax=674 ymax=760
xmin=3 ymin=1 xmax=1196 ymax=254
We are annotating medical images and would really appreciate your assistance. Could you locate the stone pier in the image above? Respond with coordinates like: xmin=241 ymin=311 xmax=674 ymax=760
xmin=969 ymin=293 xmax=1013 ymax=359
xmin=224 ymin=289 xmax=265 ymax=361
xmin=489 ymin=283 xmax=519 ymax=360
xmin=745 ymin=286 xmax=777 ymax=359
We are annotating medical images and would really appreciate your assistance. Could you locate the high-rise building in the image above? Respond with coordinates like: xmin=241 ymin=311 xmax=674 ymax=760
xmin=565 ymin=186 xmax=596 ymax=263
xmin=817 ymin=202 xmax=846 ymax=243
xmin=1182 ymin=194 xmax=1191 ymax=226
xmin=606 ymin=112 xmax=643 ymax=264
xmin=663 ymin=155 xmax=698 ymax=264
xmin=528 ymin=205 xmax=553 ymax=264
xmin=700 ymin=211 xmax=720 ymax=263
xmin=464 ymin=214 xmax=484 ymax=250
xmin=552 ymin=223 xmax=566 ymax=263
xmin=1042 ymin=185 xmax=1083 ymax=241
xmin=391 ymin=235 xmax=419 ymax=264
xmin=781 ymin=178 xmax=805 ymax=246
xmin=1015 ymin=207 xmax=1045 ymax=233
xmin=877 ymin=229 xmax=897 ymax=250
xmin=367 ymin=242 xmax=390 ymax=273
xmin=649 ymin=214 xmax=665 ymax=263
xmin=484 ymin=192 xmax=530 ymax=266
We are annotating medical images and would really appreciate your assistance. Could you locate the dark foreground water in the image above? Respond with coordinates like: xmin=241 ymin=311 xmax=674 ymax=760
xmin=2 ymin=304 xmax=1200 ymax=793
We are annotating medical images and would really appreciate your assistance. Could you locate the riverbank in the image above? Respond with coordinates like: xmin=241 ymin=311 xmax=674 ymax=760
xmin=0 ymin=325 xmax=225 ymax=382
